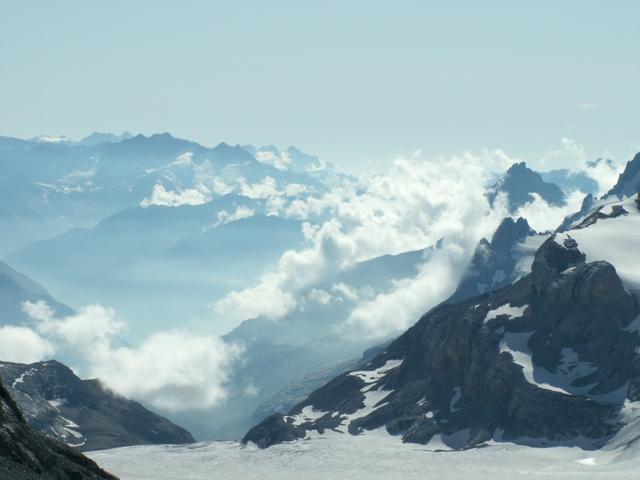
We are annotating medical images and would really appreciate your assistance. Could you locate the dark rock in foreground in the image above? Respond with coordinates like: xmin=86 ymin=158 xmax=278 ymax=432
xmin=0 ymin=378 xmax=117 ymax=480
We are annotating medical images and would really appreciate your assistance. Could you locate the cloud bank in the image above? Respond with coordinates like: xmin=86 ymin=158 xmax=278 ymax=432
xmin=214 ymin=151 xmax=509 ymax=336
xmin=16 ymin=301 xmax=243 ymax=411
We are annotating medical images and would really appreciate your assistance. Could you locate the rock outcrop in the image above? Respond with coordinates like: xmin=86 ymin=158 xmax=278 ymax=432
xmin=0 ymin=378 xmax=117 ymax=479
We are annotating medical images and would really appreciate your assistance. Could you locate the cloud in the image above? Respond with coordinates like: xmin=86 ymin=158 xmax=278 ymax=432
xmin=216 ymin=205 xmax=255 ymax=225
xmin=539 ymin=137 xmax=587 ymax=170
xmin=514 ymin=190 xmax=585 ymax=232
xmin=21 ymin=301 xmax=243 ymax=411
xmin=140 ymin=183 xmax=209 ymax=207
xmin=0 ymin=325 xmax=55 ymax=364
xmin=90 ymin=331 xmax=243 ymax=411
xmin=29 ymin=303 xmax=125 ymax=354
xmin=213 ymin=272 xmax=296 ymax=322
xmin=255 ymin=149 xmax=290 ymax=170
xmin=581 ymin=159 xmax=622 ymax=196
xmin=213 ymin=151 xmax=507 ymax=333
xmin=342 ymin=243 xmax=470 ymax=339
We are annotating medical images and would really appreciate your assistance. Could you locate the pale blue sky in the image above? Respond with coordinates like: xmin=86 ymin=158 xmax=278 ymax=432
xmin=1 ymin=0 xmax=639 ymax=171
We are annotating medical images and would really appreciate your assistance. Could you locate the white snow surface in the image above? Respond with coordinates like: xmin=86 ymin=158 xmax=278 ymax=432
xmin=289 ymin=406 xmax=328 ymax=426
xmin=483 ymin=303 xmax=528 ymax=324
xmin=564 ymin=196 xmax=640 ymax=292
xmin=88 ymin=430 xmax=640 ymax=480
xmin=498 ymin=333 xmax=619 ymax=400
xmin=349 ymin=359 xmax=403 ymax=384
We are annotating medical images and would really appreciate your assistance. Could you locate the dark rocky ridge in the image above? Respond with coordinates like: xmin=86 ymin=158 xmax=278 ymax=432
xmin=244 ymin=235 xmax=640 ymax=449
xmin=0 ymin=360 xmax=194 ymax=451
xmin=0 ymin=378 xmax=117 ymax=480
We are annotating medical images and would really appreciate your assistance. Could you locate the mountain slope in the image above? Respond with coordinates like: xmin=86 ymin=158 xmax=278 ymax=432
xmin=244 ymin=197 xmax=640 ymax=449
xmin=0 ymin=378 xmax=117 ymax=480
xmin=446 ymin=217 xmax=545 ymax=303
xmin=0 ymin=360 xmax=194 ymax=451
xmin=0 ymin=260 xmax=72 ymax=325
xmin=607 ymin=152 xmax=640 ymax=199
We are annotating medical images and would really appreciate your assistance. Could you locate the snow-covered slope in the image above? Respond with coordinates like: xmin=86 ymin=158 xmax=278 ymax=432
xmin=560 ymin=194 xmax=640 ymax=292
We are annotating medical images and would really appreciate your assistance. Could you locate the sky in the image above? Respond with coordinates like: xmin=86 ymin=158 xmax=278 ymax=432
xmin=1 ymin=0 xmax=639 ymax=172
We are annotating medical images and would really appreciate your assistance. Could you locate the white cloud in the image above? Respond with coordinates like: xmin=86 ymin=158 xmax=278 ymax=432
xmin=90 ymin=331 xmax=243 ymax=411
xmin=581 ymin=160 xmax=622 ymax=197
xmin=540 ymin=137 xmax=587 ymax=170
xmin=255 ymin=150 xmax=290 ymax=170
xmin=213 ymin=272 xmax=296 ymax=322
xmin=0 ymin=325 xmax=55 ymax=364
xmin=216 ymin=205 xmax=255 ymax=225
xmin=21 ymin=301 xmax=243 ymax=411
xmin=307 ymin=288 xmax=332 ymax=305
xmin=514 ymin=190 xmax=586 ymax=232
xmin=213 ymin=151 xmax=507 ymax=333
xmin=239 ymin=176 xmax=281 ymax=200
xmin=140 ymin=184 xmax=209 ymax=207
xmin=342 ymin=243 xmax=470 ymax=339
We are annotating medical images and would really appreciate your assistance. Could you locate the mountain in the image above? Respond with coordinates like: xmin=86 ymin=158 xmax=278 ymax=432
xmin=79 ymin=132 xmax=133 ymax=146
xmin=607 ymin=152 xmax=640 ymax=199
xmin=446 ymin=217 xmax=546 ymax=303
xmin=0 ymin=378 xmax=117 ymax=479
xmin=488 ymin=162 xmax=566 ymax=212
xmin=0 ymin=133 xmax=327 ymax=255
xmin=0 ymin=261 xmax=72 ymax=325
xmin=243 ymin=193 xmax=640 ymax=449
xmin=0 ymin=360 xmax=194 ymax=451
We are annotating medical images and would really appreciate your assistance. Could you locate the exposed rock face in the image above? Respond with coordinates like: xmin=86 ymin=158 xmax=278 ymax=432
xmin=608 ymin=152 xmax=640 ymax=199
xmin=243 ymin=236 xmax=640 ymax=449
xmin=0 ymin=360 xmax=194 ymax=451
xmin=488 ymin=162 xmax=566 ymax=212
xmin=0 ymin=378 xmax=117 ymax=480
xmin=447 ymin=217 xmax=537 ymax=303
